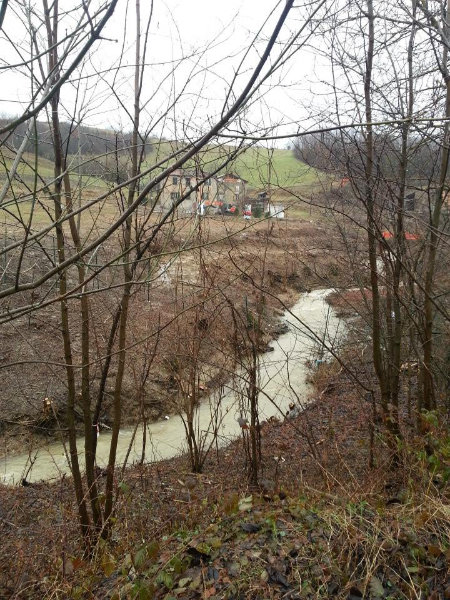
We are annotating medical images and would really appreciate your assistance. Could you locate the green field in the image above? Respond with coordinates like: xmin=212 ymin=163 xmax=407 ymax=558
xmin=0 ymin=151 xmax=55 ymax=180
xmin=148 ymin=140 xmax=323 ymax=190
xmin=1 ymin=140 xmax=323 ymax=193
xmin=0 ymin=141 xmax=325 ymax=233
xmin=232 ymin=147 xmax=321 ymax=189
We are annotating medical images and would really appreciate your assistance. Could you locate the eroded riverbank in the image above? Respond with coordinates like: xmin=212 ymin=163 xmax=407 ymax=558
xmin=1 ymin=288 xmax=343 ymax=484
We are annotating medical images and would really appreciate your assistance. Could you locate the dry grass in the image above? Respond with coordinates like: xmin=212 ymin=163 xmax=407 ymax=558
xmin=1 ymin=351 xmax=448 ymax=598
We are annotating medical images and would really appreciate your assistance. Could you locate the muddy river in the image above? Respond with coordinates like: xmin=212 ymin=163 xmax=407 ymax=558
xmin=0 ymin=288 xmax=342 ymax=484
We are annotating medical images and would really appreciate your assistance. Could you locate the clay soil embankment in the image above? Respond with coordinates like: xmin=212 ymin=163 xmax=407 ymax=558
xmin=0 ymin=209 xmax=349 ymax=457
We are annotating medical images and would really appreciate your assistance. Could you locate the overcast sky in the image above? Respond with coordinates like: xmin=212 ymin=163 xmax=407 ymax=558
xmin=0 ymin=0 xmax=441 ymax=148
xmin=0 ymin=0 xmax=332 ymax=145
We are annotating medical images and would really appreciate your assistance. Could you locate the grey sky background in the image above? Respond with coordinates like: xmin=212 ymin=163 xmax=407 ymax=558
xmin=0 ymin=1 xmax=330 ymax=146
xmin=1 ymin=1 xmax=435 ymax=148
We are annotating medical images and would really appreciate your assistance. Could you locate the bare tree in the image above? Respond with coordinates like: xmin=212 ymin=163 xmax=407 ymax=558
xmin=1 ymin=0 xmax=314 ymax=549
xmin=289 ymin=0 xmax=450 ymax=442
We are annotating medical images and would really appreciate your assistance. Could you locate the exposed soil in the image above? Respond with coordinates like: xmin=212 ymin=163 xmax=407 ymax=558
xmin=0 ymin=209 xmax=350 ymax=458
xmin=2 ymin=208 xmax=447 ymax=599
xmin=0 ymin=345 xmax=448 ymax=599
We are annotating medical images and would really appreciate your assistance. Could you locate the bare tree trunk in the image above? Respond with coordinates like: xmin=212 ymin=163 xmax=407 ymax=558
xmin=421 ymin=0 xmax=450 ymax=412
xmin=248 ymin=344 xmax=259 ymax=485
xmin=43 ymin=0 xmax=102 ymax=535
xmin=363 ymin=0 xmax=390 ymax=416
xmin=43 ymin=0 xmax=92 ymax=543
xmin=388 ymin=0 xmax=417 ymax=434
xmin=103 ymin=0 xmax=142 ymax=534
xmin=92 ymin=307 xmax=121 ymax=460
xmin=103 ymin=275 xmax=131 ymax=532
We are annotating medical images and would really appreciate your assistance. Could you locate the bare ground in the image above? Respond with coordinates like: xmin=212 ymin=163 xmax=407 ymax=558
xmin=0 ymin=346 xmax=448 ymax=599
xmin=0 ymin=209 xmax=349 ymax=457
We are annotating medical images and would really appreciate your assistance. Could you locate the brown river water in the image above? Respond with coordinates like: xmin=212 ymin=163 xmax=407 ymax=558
xmin=0 ymin=289 xmax=342 ymax=484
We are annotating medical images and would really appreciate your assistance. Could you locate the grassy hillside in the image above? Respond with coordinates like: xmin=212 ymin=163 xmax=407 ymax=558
xmin=148 ymin=140 xmax=323 ymax=190
xmin=0 ymin=142 xmax=324 ymax=213
xmin=0 ymin=150 xmax=107 ymax=191
xmin=1 ymin=116 xmax=323 ymax=193
xmin=233 ymin=146 xmax=321 ymax=189
xmin=0 ymin=151 xmax=55 ymax=180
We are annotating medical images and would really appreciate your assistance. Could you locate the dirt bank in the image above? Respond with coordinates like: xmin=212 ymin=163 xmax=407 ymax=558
xmin=0 ymin=341 xmax=447 ymax=599
xmin=0 ymin=210 xmax=350 ymax=458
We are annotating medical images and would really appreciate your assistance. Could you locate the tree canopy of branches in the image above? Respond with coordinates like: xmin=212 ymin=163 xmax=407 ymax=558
xmin=0 ymin=0 xmax=449 ymax=555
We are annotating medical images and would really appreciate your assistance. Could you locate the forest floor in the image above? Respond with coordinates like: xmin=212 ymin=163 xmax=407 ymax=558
xmin=0 ymin=289 xmax=448 ymax=599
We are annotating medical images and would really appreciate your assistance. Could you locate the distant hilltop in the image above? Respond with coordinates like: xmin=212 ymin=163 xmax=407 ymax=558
xmin=0 ymin=118 xmax=154 ymax=162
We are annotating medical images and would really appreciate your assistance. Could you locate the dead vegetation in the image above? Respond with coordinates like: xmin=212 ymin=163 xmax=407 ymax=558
xmin=0 ymin=347 xmax=448 ymax=599
xmin=1 ymin=284 xmax=449 ymax=597
xmin=0 ymin=209 xmax=346 ymax=457
xmin=1 ymin=208 xmax=448 ymax=600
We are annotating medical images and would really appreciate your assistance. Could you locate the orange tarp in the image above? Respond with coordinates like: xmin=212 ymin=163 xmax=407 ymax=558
xmin=382 ymin=230 xmax=420 ymax=240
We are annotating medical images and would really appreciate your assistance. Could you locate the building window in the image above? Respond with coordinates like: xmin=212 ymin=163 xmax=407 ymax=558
xmin=205 ymin=178 xmax=211 ymax=186
xmin=172 ymin=176 xmax=178 ymax=185
xmin=202 ymin=192 xmax=209 ymax=200
xmin=185 ymin=177 xmax=191 ymax=187
xmin=170 ymin=192 xmax=180 ymax=202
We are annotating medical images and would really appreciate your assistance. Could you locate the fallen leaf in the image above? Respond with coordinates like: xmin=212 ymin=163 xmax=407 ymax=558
xmin=239 ymin=495 xmax=253 ymax=512
xmin=369 ymin=576 xmax=385 ymax=599
xmin=267 ymin=565 xmax=290 ymax=588
xmin=406 ymin=566 xmax=420 ymax=573
xmin=210 ymin=537 xmax=222 ymax=549
xmin=227 ymin=562 xmax=240 ymax=577
xmin=426 ymin=544 xmax=442 ymax=557
xmin=71 ymin=557 xmax=84 ymax=570
xmin=63 ymin=558 xmax=74 ymax=576
xmin=187 ymin=541 xmax=211 ymax=565
xmin=207 ymin=567 xmax=219 ymax=582
xmin=101 ymin=552 xmax=116 ymax=577
xmin=147 ymin=540 xmax=160 ymax=560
